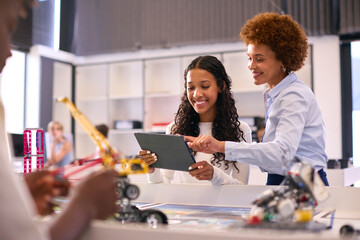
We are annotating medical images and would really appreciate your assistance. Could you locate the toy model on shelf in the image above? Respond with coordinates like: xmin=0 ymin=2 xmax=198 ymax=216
xmin=246 ymin=161 xmax=330 ymax=231
xmin=57 ymin=96 xmax=167 ymax=226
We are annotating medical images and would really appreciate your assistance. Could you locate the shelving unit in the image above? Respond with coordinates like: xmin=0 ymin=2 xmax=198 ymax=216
xmin=144 ymin=58 xmax=182 ymax=131
xmin=144 ymin=58 xmax=182 ymax=95
xmin=109 ymin=61 xmax=143 ymax=99
xmin=75 ymin=64 xmax=108 ymax=157
xmin=72 ymin=48 xmax=312 ymax=158
xmin=52 ymin=62 xmax=73 ymax=133
xmin=108 ymin=61 xmax=144 ymax=133
xmin=223 ymin=51 xmax=265 ymax=92
xmin=222 ymin=51 xmax=266 ymax=119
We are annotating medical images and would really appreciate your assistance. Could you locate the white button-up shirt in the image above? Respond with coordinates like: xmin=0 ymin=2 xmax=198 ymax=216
xmin=225 ymin=73 xmax=327 ymax=175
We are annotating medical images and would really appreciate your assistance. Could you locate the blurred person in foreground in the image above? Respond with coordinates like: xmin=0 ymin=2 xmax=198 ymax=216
xmin=0 ymin=1 xmax=118 ymax=239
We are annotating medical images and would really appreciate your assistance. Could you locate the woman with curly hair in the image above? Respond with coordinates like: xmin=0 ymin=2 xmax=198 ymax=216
xmin=139 ymin=55 xmax=251 ymax=185
xmin=185 ymin=13 xmax=329 ymax=186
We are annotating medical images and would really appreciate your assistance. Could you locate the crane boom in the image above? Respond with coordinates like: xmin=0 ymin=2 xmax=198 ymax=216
xmin=57 ymin=96 xmax=147 ymax=176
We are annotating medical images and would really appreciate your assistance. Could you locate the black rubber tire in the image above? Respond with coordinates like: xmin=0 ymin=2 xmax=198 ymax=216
xmin=124 ymin=184 xmax=140 ymax=200
xmin=140 ymin=210 xmax=168 ymax=226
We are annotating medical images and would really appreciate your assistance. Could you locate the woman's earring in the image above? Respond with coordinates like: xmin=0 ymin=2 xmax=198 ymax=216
xmin=282 ymin=66 xmax=287 ymax=72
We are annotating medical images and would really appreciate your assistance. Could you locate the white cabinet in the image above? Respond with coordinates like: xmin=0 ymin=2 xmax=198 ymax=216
xmin=108 ymin=61 xmax=144 ymax=130
xmin=52 ymin=62 xmax=73 ymax=133
xmin=109 ymin=61 xmax=143 ymax=99
xmin=75 ymin=64 xmax=108 ymax=130
xmin=223 ymin=51 xmax=264 ymax=93
xmin=144 ymin=58 xmax=182 ymax=131
xmin=75 ymin=61 xmax=145 ymax=158
xmin=222 ymin=51 xmax=266 ymax=118
xmin=75 ymin=64 xmax=108 ymax=157
xmin=76 ymin=64 xmax=108 ymax=100
xmin=145 ymin=58 xmax=182 ymax=96
xmin=144 ymin=95 xmax=181 ymax=131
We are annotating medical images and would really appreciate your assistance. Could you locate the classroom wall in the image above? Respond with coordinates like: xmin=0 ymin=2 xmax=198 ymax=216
xmin=25 ymin=46 xmax=74 ymax=130
xmin=309 ymin=35 xmax=342 ymax=159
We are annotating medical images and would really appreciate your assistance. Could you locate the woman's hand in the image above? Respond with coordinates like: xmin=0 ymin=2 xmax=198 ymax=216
xmin=24 ymin=170 xmax=70 ymax=216
xmin=184 ymin=135 xmax=225 ymax=154
xmin=48 ymin=170 xmax=118 ymax=240
xmin=138 ymin=150 xmax=157 ymax=173
xmin=188 ymin=161 xmax=214 ymax=181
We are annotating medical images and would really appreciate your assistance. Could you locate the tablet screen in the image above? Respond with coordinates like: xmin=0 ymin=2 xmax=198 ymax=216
xmin=134 ymin=133 xmax=196 ymax=172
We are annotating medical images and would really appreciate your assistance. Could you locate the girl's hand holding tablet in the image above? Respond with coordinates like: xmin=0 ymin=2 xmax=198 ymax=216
xmin=138 ymin=150 xmax=157 ymax=173
xmin=188 ymin=161 xmax=214 ymax=181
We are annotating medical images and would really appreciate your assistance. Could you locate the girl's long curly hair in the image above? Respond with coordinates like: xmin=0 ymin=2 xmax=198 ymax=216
xmin=170 ymin=55 xmax=245 ymax=172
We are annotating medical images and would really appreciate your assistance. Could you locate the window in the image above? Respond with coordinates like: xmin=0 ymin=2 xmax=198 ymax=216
xmin=351 ymin=41 xmax=360 ymax=166
xmin=0 ymin=50 xmax=26 ymax=134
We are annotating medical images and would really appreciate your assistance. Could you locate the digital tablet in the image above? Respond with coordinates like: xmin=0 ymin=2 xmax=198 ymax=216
xmin=134 ymin=133 xmax=196 ymax=172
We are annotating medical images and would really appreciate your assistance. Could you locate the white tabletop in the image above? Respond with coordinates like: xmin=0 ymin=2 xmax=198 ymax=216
xmin=76 ymin=183 xmax=360 ymax=240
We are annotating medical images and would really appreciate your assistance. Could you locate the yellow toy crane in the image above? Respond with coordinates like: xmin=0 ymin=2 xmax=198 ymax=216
xmin=57 ymin=96 xmax=147 ymax=176
xmin=57 ymin=96 xmax=167 ymax=225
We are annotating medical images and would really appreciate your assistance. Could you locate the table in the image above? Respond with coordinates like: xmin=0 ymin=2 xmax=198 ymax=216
xmin=77 ymin=183 xmax=360 ymax=240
